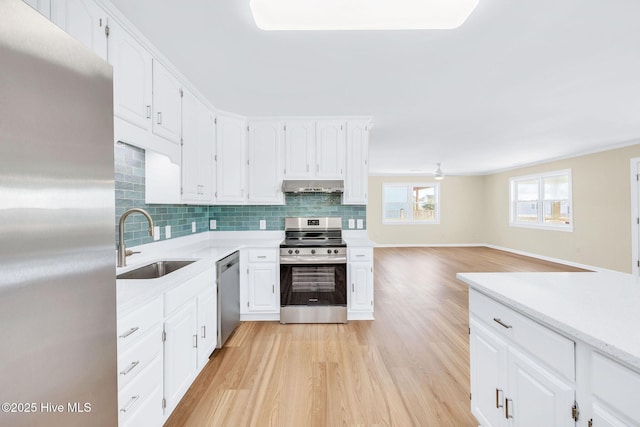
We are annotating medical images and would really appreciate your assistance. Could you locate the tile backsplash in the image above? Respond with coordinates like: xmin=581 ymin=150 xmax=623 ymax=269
xmin=115 ymin=143 xmax=366 ymax=248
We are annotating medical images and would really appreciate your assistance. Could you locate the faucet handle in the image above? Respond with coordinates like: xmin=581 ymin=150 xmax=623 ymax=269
xmin=125 ymin=250 xmax=140 ymax=257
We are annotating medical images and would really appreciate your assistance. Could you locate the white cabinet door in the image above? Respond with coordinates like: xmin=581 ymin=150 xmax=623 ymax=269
xmin=248 ymin=264 xmax=278 ymax=312
xmin=344 ymin=120 xmax=369 ymax=204
xmin=284 ymin=120 xmax=315 ymax=179
xmin=23 ymin=0 xmax=51 ymax=19
xmin=109 ymin=20 xmax=152 ymax=132
xmin=52 ymin=0 xmax=108 ymax=60
xmin=181 ymin=90 xmax=214 ymax=204
xmin=197 ymin=286 xmax=217 ymax=371
xmin=247 ymin=121 xmax=284 ymax=204
xmin=507 ymin=347 xmax=575 ymax=427
xmin=470 ymin=318 xmax=508 ymax=427
xmin=163 ymin=300 xmax=198 ymax=415
xmin=592 ymin=403 xmax=634 ymax=427
xmin=348 ymin=261 xmax=373 ymax=312
xmin=152 ymin=60 xmax=182 ymax=144
xmin=215 ymin=114 xmax=246 ymax=203
xmin=315 ymin=120 xmax=345 ymax=179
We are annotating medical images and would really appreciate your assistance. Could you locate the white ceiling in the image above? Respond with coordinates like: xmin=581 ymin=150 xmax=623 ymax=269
xmin=109 ymin=0 xmax=640 ymax=175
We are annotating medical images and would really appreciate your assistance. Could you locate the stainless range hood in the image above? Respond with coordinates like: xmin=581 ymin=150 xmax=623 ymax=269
xmin=282 ymin=180 xmax=344 ymax=193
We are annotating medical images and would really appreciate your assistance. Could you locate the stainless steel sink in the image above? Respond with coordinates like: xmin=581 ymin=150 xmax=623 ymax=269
xmin=116 ymin=260 xmax=196 ymax=280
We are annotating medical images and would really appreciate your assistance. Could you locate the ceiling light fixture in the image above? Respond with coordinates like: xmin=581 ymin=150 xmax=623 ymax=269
xmin=249 ymin=0 xmax=480 ymax=31
xmin=434 ymin=163 xmax=445 ymax=180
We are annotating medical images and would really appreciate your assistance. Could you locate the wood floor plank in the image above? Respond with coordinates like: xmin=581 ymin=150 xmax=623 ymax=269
xmin=164 ymin=247 xmax=586 ymax=427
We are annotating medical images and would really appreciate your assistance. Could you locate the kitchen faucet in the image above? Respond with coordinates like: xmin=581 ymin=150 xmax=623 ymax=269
xmin=117 ymin=208 xmax=154 ymax=267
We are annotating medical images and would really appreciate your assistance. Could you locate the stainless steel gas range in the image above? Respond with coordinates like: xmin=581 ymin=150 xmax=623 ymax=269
xmin=279 ymin=217 xmax=348 ymax=324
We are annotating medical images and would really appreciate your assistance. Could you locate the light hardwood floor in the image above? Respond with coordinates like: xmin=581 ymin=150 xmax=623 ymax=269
xmin=165 ymin=247 xmax=587 ymax=427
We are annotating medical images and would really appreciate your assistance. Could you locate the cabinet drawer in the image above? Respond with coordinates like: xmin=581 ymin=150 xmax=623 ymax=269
xmin=121 ymin=385 xmax=163 ymax=427
xmin=592 ymin=352 xmax=640 ymax=423
xmin=349 ymin=247 xmax=373 ymax=261
xmin=164 ymin=268 xmax=213 ymax=315
xmin=117 ymin=325 xmax=163 ymax=391
xmin=248 ymin=248 xmax=278 ymax=263
xmin=118 ymin=354 xmax=163 ymax=426
xmin=117 ymin=297 xmax=163 ymax=352
xmin=469 ymin=289 xmax=575 ymax=381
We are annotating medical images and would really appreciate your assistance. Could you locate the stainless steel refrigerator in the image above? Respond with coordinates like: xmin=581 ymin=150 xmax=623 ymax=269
xmin=0 ymin=1 xmax=117 ymax=426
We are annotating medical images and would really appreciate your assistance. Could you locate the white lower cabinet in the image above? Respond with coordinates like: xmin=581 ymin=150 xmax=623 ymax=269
xmin=197 ymin=286 xmax=217 ymax=371
xmin=116 ymin=297 xmax=164 ymax=426
xmin=240 ymin=248 xmax=279 ymax=320
xmin=163 ymin=299 xmax=198 ymax=415
xmin=119 ymin=357 xmax=164 ymax=427
xmin=161 ymin=266 xmax=217 ymax=420
xmin=589 ymin=351 xmax=640 ymax=426
xmin=347 ymin=247 xmax=374 ymax=319
xmin=469 ymin=289 xmax=576 ymax=427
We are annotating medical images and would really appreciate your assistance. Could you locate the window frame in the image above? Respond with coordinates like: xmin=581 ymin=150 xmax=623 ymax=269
xmin=382 ymin=182 xmax=441 ymax=225
xmin=509 ymin=169 xmax=573 ymax=232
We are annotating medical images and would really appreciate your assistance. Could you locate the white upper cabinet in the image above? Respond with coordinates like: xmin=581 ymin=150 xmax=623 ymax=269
xmin=215 ymin=113 xmax=247 ymax=204
xmin=23 ymin=0 xmax=51 ymax=19
xmin=315 ymin=120 xmax=345 ymax=179
xmin=152 ymin=60 xmax=182 ymax=145
xmin=283 ymin=119 xmax=347 ymax=180
xmin=284 ymin=120 xmax=315 ymax=179
xmin=343 ymin=120 xmax=369 ymax=204
xmin=52 ymin=0 xmax=108 ymax=60
xmin=247 ymin=121 xmax=284 ymax=204
xmin=109 ymin=20 xmax=152 ymax=132
xmin=181 ymin=89 xmax=214 ymax=204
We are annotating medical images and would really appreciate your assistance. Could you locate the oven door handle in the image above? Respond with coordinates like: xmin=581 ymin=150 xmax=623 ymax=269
xmin=280 ymin=256 xmax=347 ymax=265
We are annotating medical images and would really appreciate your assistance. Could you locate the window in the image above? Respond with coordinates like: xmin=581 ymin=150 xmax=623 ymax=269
xmin=510 ymin=170 xmax=572 ymax=231
xmin=383 ymin=183 xmax=440 ymax=224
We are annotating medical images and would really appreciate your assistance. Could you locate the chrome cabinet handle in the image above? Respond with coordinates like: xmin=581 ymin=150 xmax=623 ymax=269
xmin=193 ymin=334 xmax=198 ymax=348
xmin=119 ymin=327 xmax=139 ymax=339
xmin=352 ymin=283 xmax=355 ymax=292
xmin=356 ymin=254 xmax=365 ymax=257
xmin=505 ymin=398 xmax=513 ymax=419
xmin=495 ymin=388 xmax=503 ymax=408
xmin=201 ymin=326 xmax=206 ymax=339
xmin=120 ymin=360 xmax=140 ymax=376
xmin=157 ymin=111 xmax=162 ymax=125
xmin=120 ymin=395 xmax=140 ymax=413
xmin=493 ymin=318 xmax=512 ymax=329
xmin=146 ymin=105 xmax=151 ymax=119
xmin=257 ymin=255 xmax=267 ymax=259
xmin=272 ymin=284 xmax=275 ymax=293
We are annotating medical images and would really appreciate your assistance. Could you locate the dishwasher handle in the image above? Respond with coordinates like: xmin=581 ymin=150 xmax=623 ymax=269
xmin=217 ymin=252 xmax=240 ymax=275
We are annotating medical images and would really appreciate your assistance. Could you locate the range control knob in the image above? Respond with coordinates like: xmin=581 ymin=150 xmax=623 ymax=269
xmin=327 ymin=249 xmax=332 ymax=254
xmin=294 ymin=249 xmax=300 ymax=254
xmin=288 ymin=249 xmax=293 ymax=254
xmin=311 ymin=249 xmax=316 ymax=254
xmin=334 ymin=249 xmax=339 ymax=254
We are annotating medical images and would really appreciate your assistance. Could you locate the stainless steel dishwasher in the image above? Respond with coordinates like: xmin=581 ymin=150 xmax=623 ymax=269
xmin=217 ymin=251 xmax=240 ymax=348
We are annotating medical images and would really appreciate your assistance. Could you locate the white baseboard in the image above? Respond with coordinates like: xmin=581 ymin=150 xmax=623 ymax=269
xmin=374 ymin=242 xmax=612 ymax=273
xmin=373 ymin=243 xmax=485 ymax=248
xmin=482 ymin=244 xmax=614 ymax=273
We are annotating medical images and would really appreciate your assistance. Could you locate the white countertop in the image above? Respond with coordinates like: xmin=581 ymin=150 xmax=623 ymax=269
xmin=457 ymin=271 xmax=640 ymax=371
xmin=116 ymin=231 xmax=283 ymax=315
xmin=116 ymin=230 xmax=376 ymax=315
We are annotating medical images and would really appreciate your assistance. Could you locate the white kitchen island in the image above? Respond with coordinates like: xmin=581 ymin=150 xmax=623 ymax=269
xmin=457 ymin=271 xmax=640 ymax=427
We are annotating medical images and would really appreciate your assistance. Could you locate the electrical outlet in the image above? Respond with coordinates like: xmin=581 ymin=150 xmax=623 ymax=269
xmin=356 ymin=219 xmax=364 ymax=229
xmin=259 ymin=219 xmax=266 ymax=230
xmin=210 ymin=219 xmax=217 ymax=230
xmin=192 ymin=222 xmax=196 ymax=233
xmin=153 ymin=226 xmax=160 ymax=241
xmin=165 ymin=225 xmax=171 ymax=239
xmin=348 ymin=219 xmax=355 ymax=229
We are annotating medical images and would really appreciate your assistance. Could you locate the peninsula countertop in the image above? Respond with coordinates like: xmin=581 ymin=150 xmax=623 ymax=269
xmin=457 ymin=270 xmax=640 ymax=371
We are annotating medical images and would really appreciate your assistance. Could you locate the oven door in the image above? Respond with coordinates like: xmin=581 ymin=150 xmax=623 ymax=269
xmin=280 ymin=261 xmax=347 ymax=306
